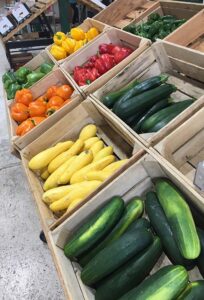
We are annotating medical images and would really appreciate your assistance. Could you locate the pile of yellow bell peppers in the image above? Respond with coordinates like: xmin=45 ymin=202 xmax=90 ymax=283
xmin=50 ymin=27 xmax=100 ymax=61
xmin=28 ymin=124 xmax=128 ymax=215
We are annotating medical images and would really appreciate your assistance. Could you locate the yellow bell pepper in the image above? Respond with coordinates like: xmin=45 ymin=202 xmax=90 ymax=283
xmin=86 ymin=27 xmax=99 ymax=41
xmin=62 ymin=38 xmax=76 ymax=54
xmin=71 ymin=27 xmax=85 ymax=41
xmin=50 ymin=45 xmax=67 ymax=60
xmin=53 ymin=32 xmax=66 ymax=46
xmin=74 ymin=40 xmax=84 ymax=52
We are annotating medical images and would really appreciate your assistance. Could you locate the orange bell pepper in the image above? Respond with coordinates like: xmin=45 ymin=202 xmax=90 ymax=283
xmin=46 ymin=106 xmax=60 ymax=116
xmin=56 ymin=85 xmax=73 ymax=100
xmin=31 ymin=116 xmax=46 ymax=126
xmin=16 ymin=119 xmax=35 ymax=136
xmin=15 ymin=89 xmax=33 ymax=106
xmin=47 ymin=96 xmax=64 ymax=108
xmin=61 ymin=99 xmax=72 ymax=107
xmin=29 ymin=101 xmax=47 ymax=117
xmin=46 ymin=86 xmax=58 ymax=100
xmin=11 ymin=103 xmax=29 ymax=123
xmin=35 ymin=94 xmax=48 ymax=104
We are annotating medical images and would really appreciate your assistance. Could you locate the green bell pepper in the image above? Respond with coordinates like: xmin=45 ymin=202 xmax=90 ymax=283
xmin=6 ymin=82 xmax=21 ymax=100
xmin=15 ymin=67 xmax=31 ymax=84
xmin=2 ymin=71 xmax=17 ymax=89
xmin=40 ymin=62 xmax=54 ymax=74
xmin=23 ymin=72 xmax=45 ymax=88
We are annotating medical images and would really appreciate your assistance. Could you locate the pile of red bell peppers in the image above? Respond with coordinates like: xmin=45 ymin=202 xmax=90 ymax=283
xmin=73 ymin=43 xmax=133 ymax=86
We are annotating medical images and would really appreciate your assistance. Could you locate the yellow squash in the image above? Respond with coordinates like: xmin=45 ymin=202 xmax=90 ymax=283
xmin=86 ymin=170 xmax=114 ymax=182
xmin=40 ymin=168 xmax=50 ymax=180
xmin=79 ymin=124 xmax=97 ymax=141
xmin=93 ymin=146 xmax=113 ymax=161
xmin=48 ymin=139 xmax=84 ymax=173
xmin=66 ymin=198 xmax=84 ymax=213
xmin=28 ymin=141 xmax=73 ymax=170
xmin=49 ymin=180 xmax=101 ymax=212
xmin=58 ymin=150 xmax=93 ymax=185
xmin=83 ymin=137 xmax=100 ymax=150
xmin=43 ymin=156 xmax=77 ymax=191
xmin=90 ymin=140 xmax=104 ymax=156
xmin=42 ymin=185 xmax=76 ymax=204
xmin=103 ymin=159 xmax=128 ymax=172
xmin=70 ymin=155 xmax=115 ymax=184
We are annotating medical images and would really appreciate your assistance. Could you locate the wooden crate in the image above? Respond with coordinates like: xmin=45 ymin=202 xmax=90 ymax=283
xmin=165 ymin=9 xmax=204 ymax=53
xmin=20 ymin=99 xmax=146 ymax=233
xmin=128 ymin=0 xmax=204 ymax=40
xmin=91 ymin=41 xmax=204 ymax=148
xmin=7 ymin=68 xmax=82 ymax=151
xmin=94 ymin=0 xmax=158 ymax=29
xmin=47 ymin=152 xmax=204 ymax=300
xmin=61 ymin=27 xmax=150 ymax=96
xmin=153 ymin=107 xmax=204 ymax=196
xmin=46 ymin=18 xmax=107 ymax=66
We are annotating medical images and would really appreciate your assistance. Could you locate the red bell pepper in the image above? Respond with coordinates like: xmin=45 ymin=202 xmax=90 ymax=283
xmin=94 ymin=57 xmax=107 ymax=75
xmin=100 ymin=54 xmax=115 ymax=71
xmin=99 ymin=43 xmax=116 ymax=54
xmin=73 ymin=66 xmax=100 ymax=86
xmin=114 ymin=47 xmax=133 ymax=63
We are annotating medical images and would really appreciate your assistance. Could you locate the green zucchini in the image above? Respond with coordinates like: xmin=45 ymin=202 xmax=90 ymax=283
xmin=155 ymin=179 xmax=200 ymax=259
xmin=113 ymin=74 xmax=168 ymax=110
xmin=81 ymin=228 xmax=153 ymax=285
xmin=145 ymin=192 xmax=195 ymax=269
xmin=141 ymin=100 xmax=194 ymax=132
xmin=64 ymin=196 xmax=125 ymax=259
xmin=95 ymin=237 xmax=162 ymax=300
xmin=118 ymin=265 xmax=189 ymax=300
xmin=197 ymin=228 xmax=204 ymax=277
xmin=128 ymin=217 xmax=151 ymax=230
xmin=113 ymin=84 xmax=176 ymax=120
xmin=102 ymin=78 xmax=139 ymax=108
xmin=177 ymin=281 xmax=204 ymax=300
xmin=79 ymin=198 xmax=144 ymax=266
xmin=132 ymin=98 xmax=170 ymax=133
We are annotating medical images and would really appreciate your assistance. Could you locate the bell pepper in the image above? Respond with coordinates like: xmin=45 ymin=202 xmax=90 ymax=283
xmin=56 ymin=85 xmax=73 ymax=100
xmin=29 ymin=101 xmax=47 ymax=117
xmin=31 ymin=117 xmax=46 ymax=126
xmin=53 ymin=32 xmax=66 ymax=46
xmin=86 ymin=27 xmax=99 ymax=41
xmin=11 ymin=103 xmax=29 ymax=123
xmin=40 ymin=62 xmax=54 ymax=74
xmin=73 ymin=40 xmax=84 ymax=52
xmin=83 ymin=55 xmax=98 ymax=68
xmin=15 ymin=89 xmax=33 ymax=106
xmin=99 ymin=43 xmax=116 ymax=54
xmin=47 ymin=96 xmax=64 ymax=108
xmin=50 ymin=45 xmax=67 ymax=61
xmin=46 ymin=106 xmax=60 ymax=116
xmin=70 ymin=27 xmax=85 ymax=41
xmin=23 ymin=72 xmax=45 ymax=89
xmin=94 ymin=57 xmax=107 ymax=75
xmin=62 ymin=38 xmax=76 ymax=54
xmin=100 ymin=54 xmax=115 ymax=70
xmin=114 ymin=47 xmax=133 ymax=64
xmin=3 ymin=71 xmax=17 ymax=89
xmin=15 ymin=67 xmax=31 ymax=84
xmin=73 ymin=67 xmax=100 ymax=86
xmin=16 ymin=119 xmax=35 ymax=136
xmin=7 ymin=83 xmax=21 ymax=100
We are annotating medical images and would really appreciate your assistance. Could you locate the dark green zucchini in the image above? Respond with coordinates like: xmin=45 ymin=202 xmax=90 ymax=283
xmin=95 ymin=237 xmax=162 ymax=300
xmin=102 ymin=78 xmax=139 ymax=108
xmin=177 ymin=281 xmax=204 ymax=300
xmin=197 ymin=228 xmax=204 ymax=277
xmin=132 ymin=98 xmax=170 ymax=133
xmin=140 ymin=99 xmax=194 ymax=133
xmin=64 ymin=196 xmax=124 ymax=259
xmin=78 ymin=198 xmax=144 ymax=266
xmin=113 ymin=84 xmax=176 ymax=120
xmin=118 ymin=265 xmax=189 ymax=300
xmin=145 ymin=191 xmax=195 ymax=269
xmin=81 ymin=228 xmax=153 ymax=286
xmin=113 ymin=74 xmax=168 ymax=110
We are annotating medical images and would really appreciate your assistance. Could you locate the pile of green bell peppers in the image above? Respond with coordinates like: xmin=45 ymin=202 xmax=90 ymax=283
xmin=2 ymin=62 xmax=54 ymax=100
xmin=124 ymin=13 xmax=186 ymax=42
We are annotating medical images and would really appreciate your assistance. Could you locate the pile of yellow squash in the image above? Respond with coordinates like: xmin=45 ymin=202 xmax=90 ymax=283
xmin=28 ymin=124 xmax=128 ymax=215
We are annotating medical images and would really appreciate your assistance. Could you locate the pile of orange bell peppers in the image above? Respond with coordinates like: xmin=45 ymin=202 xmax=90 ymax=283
xmin=11 ymin=84 xmax=73 ymax=136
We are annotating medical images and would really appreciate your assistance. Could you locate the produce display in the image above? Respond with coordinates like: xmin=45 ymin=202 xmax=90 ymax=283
xmin=2 ymin=63 xmax=54 ymax=100
xmin=28 ymin=124 xmax=129 ymax=215
xmin=50 ymin=27 xmax=100 ymax=61
xmin=63 ymin=178 xmax=204 ymax=300
xmin=124 ymin=13 xmax=186 ymax=42
xmin=102 ymin=75 xmax=194 ymax=133
xmin=73 ymin=43 xmax=133 ymax=86
xmin=11 ymin=84 xmax=73 ymax=136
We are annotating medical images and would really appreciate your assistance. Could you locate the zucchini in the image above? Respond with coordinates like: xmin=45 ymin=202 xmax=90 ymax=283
xmin=64 ymin=196 xmax=125 ymax=259
xmin=79 ymin=198 xmax=144 ymax=266
xmin=113 ymin=75 xmax=168 ymax=110
xmin=177 ymin=281 xmax=204 ymax=300
xmin=102 ymin=78 xmax=139 ymax=108
xmin=141 ymin=100 xmax=193 ymax=132
xmin=119 ymin=265 xmax=189 ymax=300
xmin=113 ymin=84 xmax=176 ymax=120
xmin=197 ymin=228 xmax=204 ymax=277
xmin=145 ymin=192 xmax=195 ymax=269
xmin=95 ymin=236 xmax=162 ymax=300
xmin=155 ymin=179 xmax=200 ymax=259
xmin=132 ymin=98 xmax=170 ymax=133
xmin=128 ymin=217 xmax=151 ymax=230
xmin=81 ymin=228 xmax=153 ymax=285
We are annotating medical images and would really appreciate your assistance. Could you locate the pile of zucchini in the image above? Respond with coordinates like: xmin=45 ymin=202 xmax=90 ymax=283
xmin=102 ymin=75 xmax=194 ymax=134
xmin=64 ymin=179 xmax=204 ymax=300
xmin=124 ymin=13 xmax=186 ymax=41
